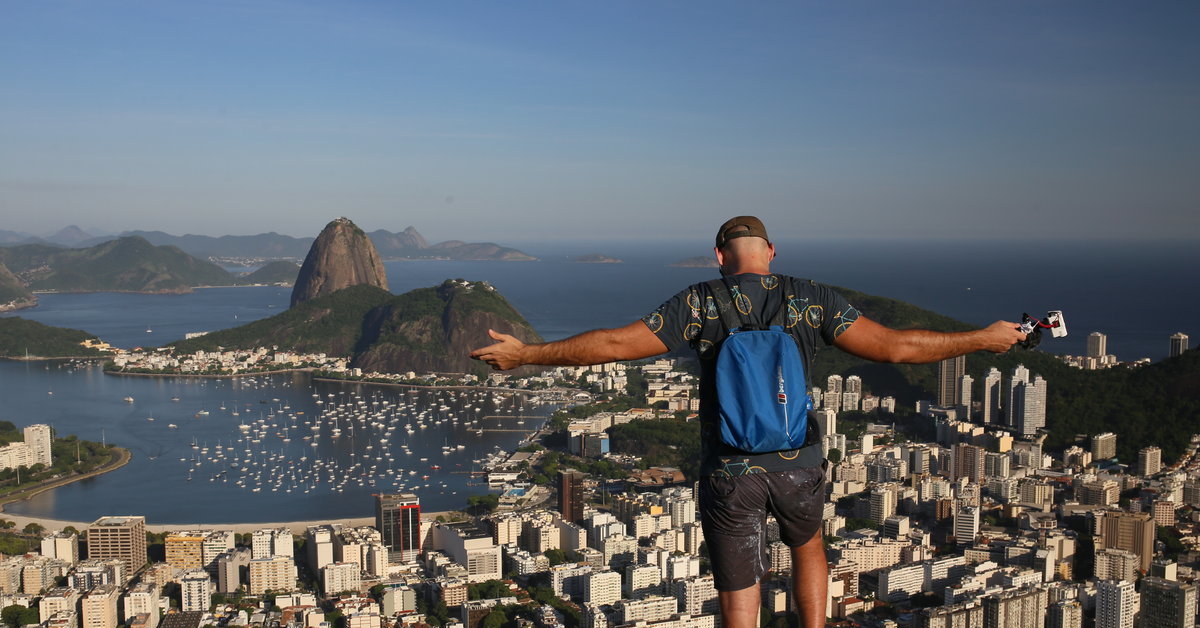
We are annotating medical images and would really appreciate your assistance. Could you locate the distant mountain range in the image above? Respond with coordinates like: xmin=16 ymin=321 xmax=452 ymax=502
xmin=0 ymin=237 xmax=232 ymax=294
xmin=0 ymin=236 xmax=302 ymax=303
xmin=0 ymin=221 xmax=536 ymax=311
xmin=0 ymin=225 xmax=535 ymax=262
xmin=169 ymin=281 xmax=542 ymax=376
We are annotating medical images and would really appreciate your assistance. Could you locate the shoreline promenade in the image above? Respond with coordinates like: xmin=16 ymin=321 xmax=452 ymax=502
xmin=0 ymin=511 xmax=460 ymax=535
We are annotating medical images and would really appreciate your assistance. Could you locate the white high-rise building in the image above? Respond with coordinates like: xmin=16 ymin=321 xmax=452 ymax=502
xmin=179 ymin=570 xmax=212 ymax=612
xmin=201 ymin=531 xmax=234 ymax=575
xmin=671 ymin=575 xmax=718 ymax=616
xmin=624 ymin=564 xmax=663 ymax=599
xmin=41 ymin=532 xmax=78 ymax=564
xmin=869 ymin=485 xmax=897 ymax=525
xmin=321 ymin=562 xmax=361 ymax=596
xmin=121 ymin=583 xmax=160 ymax=626
xmin=1096 ymin=580 xmax=1138 ymax=628
xmin=1008 ymin=365 xmax=1047 ymax=437
xmin=24 ymin=424 xmax=52 ymax=467
xmin=248 ymin=555 xmax=297 ymax=595
xmin=584 ymin=570 xmax=621 ymax=606
xmin=981 ymin=368 xmax=1002 ymax=424
xmin=1169 ymin=333 xmax=1188 ymax=358
xmin=618 ymin=595 xmax=679 ymax=625
xmin=954 ymin=505 xmax=979 ymax=547
xmin=1139 ymin=446 xmax=1163 ymax=477
xmin=825 ymin=375 xmax=843 ymax=412
xmin=81 ymin=584 xmax=119 ymax=628
xmin=815 ymin=408 xmax=836 ymax=438
xmin=1048 ymin=600 xmax=1083 ymax=628
xmin=1088 ymin=332 xmax=1108 ymax=359
xmin=1092 ymin=433 xmax=1118 ymax=460
xmin=252 ymin=528 xmax=294 ymax=559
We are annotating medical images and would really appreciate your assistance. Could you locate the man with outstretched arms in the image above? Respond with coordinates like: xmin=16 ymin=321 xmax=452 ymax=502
xmin=470 ymin=216 xmax=1025 ymax=628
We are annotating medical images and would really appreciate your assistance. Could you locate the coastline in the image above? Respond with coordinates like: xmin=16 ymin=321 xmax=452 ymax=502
xmin=0 ymin=446 xmax=133 ymax=513
xmin=106 ymin=367 xmax=315 ymax=379
xmin=0 ymin=444 xmax=468 ymax=532
xmin=0 ymin=510 xmax=464 ymax=535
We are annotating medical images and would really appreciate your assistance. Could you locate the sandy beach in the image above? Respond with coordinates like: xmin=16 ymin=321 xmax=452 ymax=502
xmin=0 ymin=511 xmax=463 ymax=535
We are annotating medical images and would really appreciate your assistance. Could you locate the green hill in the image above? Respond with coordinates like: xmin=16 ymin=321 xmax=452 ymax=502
xmin=235 ymin=261 xmax=300 ymax=286
xmin=169 ymin=280 xmax=541 ymax=376
xmin=0 ymin=318 xmax=106 ymax=358
xmin=802 ymin=285 xmax=1199 ymax=463
xmin=0 ymin=237 xmax=235 ymax=293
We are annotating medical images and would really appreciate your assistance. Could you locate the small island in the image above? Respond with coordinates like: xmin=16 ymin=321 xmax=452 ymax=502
xmin=571 ymin=254 xmax=623 ymax=264
xmin=669 ymin=256 xmax=719 ymax=268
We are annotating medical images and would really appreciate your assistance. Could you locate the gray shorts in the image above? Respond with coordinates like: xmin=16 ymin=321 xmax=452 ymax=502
xmin=698 ymin=465 xmax=826 ymax=591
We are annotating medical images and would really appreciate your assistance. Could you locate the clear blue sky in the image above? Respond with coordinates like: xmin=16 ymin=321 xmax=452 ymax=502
xmin=2 ymin=1 xmax=1197 ymax=243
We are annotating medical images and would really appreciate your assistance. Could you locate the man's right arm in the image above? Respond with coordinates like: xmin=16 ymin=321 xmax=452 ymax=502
xmin=832 ymin=316 xmax=1025 ymax=364
xmin=469 ymin=321 xmax=669 ymax=371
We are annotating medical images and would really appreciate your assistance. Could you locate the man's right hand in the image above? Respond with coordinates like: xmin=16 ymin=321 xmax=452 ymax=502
xmin=469 ymin=329 xmax=527 ymax=371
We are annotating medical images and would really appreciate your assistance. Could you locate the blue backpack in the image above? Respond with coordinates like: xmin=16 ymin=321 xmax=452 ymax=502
xmin=708 ymin=278 xmax=813 ymax=453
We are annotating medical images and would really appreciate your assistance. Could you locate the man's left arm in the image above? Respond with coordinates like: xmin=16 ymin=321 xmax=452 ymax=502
xmin=470 ymin=320 xmax=669 ymax=371
xmin=832 ymin=316 xmax=1025 ymax=364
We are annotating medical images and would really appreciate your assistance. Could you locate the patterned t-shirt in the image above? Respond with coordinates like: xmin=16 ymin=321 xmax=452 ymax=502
xmin=642 ymin=273 xmax=860 ymax=477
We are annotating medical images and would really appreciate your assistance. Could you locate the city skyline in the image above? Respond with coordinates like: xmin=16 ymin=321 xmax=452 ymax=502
xmin=3 ymin=2 xmax=1198 ymax=243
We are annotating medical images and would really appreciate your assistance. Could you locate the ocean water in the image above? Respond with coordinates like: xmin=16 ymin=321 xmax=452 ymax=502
xmin=0 ymin=238 xmax=1195 ymax=523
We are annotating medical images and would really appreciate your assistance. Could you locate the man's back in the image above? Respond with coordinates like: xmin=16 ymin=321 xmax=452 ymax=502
xmin=642 ymin=272 xmax=858 ymax=476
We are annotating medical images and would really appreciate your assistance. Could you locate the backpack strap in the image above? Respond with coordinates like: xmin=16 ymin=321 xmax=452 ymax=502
xmin=706 ymin=276 xmax=793 ymax=331
xmin=705 ymin=278 xmax=747 ymax=332
xmin=767 ymin=275 xmax=790 ymax=327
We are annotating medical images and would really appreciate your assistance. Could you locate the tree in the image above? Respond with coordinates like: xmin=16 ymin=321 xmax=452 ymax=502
xmin=1 ymin=605 xmax=38 ymax=628
xmin=481 ymin=609 xmax=506 ymax=628
xmin=544 ymin=548 xmax=569 ymax=566
xmin=826 ymin=448 xmax=843 ymax=465
xmin=22 ymin=522 xmax=44 ymax=536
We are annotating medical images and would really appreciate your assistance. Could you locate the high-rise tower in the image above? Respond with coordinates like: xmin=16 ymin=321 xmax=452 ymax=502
xmin=1007 ymin=365 xmax=1047 ymax=437
xmin=376 ymin=493 xmax=421 ymax=563
xmin=86 ymin=516 xmax=148 ymax=576
xmin=938 ymin=356 xmax=966 ymax=408
xmin=1169 ymin=332 xmax=1189 ymax=358
xmin=1139 ymin=576 xmax=1197 ymax=628
xmin=981 ymin=368 xmax=1002 ymax=424
xmin=23 ymin=424 xmax=52 ymax=467
xmin=558 ymin=470 xmax=584 ymax=524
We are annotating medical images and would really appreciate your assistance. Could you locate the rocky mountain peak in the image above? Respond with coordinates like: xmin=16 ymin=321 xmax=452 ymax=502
xmin=290 ymin=218 xmax=389 ymax=307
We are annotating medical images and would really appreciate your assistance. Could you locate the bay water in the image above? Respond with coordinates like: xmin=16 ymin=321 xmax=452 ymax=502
xmin=0 ymin=238 xmax=1195 ymax=524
